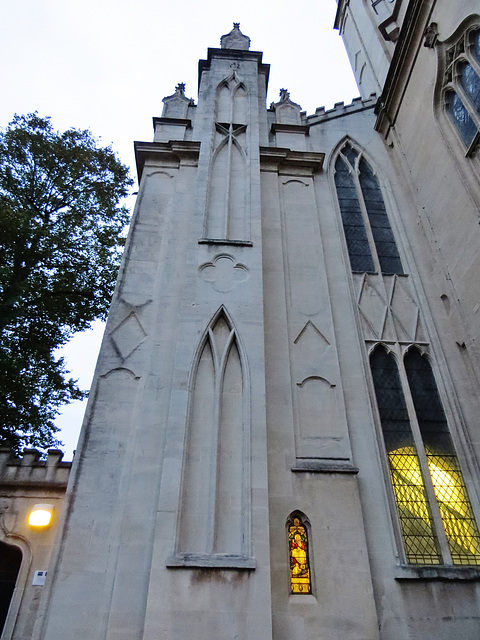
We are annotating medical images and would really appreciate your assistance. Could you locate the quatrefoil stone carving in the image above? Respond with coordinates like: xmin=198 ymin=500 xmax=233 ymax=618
xmin=199 ymin=254 xmax=249 ymax=292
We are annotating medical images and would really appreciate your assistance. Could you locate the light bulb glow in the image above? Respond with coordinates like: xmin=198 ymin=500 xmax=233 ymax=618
xmin=29 ymin=504 xmax=53 ymax=527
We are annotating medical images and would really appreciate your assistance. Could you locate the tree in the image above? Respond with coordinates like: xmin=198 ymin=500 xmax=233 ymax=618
xmin=0 ymin=113 xmax=133 ymax=453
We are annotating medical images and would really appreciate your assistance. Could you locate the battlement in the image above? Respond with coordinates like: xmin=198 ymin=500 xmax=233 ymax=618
xmin=307 ymin=93 xmax=377 ymax=125
xmin=0 ymin=448 xmax=72 ymax=489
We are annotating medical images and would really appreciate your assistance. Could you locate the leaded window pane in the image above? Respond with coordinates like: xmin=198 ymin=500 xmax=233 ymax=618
xmin=405 ymin=349 xmax=480 ymax=565
xmin=473 ymin=30 xmax=480 ymax=64
xmin=342 ymin=142 xmax=359 ymax=167
xmin=370 ymin=347 xmax=440 ymax=564
xmin=335 ymin=156 xmax=375 ymax=272
xmin=459 ymin=62 xmax=480 ymax=116
xmin=446 ymin=90 xmax=477 ymax=146
xmin=359 ymin=158 xmax=403 ymax=275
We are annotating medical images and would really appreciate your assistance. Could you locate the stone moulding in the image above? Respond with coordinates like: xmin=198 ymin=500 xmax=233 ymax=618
xmin=198 ymin=238 xmax=253 ymax=246
xmin=134 ymin=140 xmax=201 ymax=179
xmin=374 ymin=0 xmax=433 ymax=136
xmin=198 ymin=48 xmax=270 ymax=89
xmin=152 ymin=116 xmax=192 ymax=129
xmin=291 ymin=459 xmax=359 ymax=474
xmin=166 ymin=553 xmax=256 ymax=569
xmin=395 ymin=565 xmax=480 ymax=581
xmin=259 ymin=147 xmax=325 ymax=175
xmin=271 ymin=123 xmax=310 ymax=135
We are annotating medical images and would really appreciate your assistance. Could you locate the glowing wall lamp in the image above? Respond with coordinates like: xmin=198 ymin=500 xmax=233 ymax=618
xmin=29 ymin=504 xmax=54 ymax=527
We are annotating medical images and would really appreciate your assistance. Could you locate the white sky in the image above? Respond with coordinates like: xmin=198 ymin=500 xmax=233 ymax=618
xmin=1 ymin=0 xmax=358 ymax=460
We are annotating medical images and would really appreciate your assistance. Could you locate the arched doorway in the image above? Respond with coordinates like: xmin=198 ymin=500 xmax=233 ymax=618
xmin=0 ymin=541 xmax=22 ymax=634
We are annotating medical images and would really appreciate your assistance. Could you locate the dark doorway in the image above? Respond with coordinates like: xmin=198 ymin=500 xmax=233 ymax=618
xmin=0 ymin=541 xmax=22 ymax=634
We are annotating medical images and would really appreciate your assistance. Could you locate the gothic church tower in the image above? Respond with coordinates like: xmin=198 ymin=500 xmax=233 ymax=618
xmin=31 ymin=14 xmax=480 ymax=640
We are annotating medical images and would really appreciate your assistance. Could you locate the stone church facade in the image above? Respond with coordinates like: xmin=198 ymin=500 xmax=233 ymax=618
xmin=3 ymin=2 xmax=480 ymax=639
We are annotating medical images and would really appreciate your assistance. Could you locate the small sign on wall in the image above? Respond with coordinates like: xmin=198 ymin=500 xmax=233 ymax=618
xmin=32 ymin=570 xmax=47 ymax=586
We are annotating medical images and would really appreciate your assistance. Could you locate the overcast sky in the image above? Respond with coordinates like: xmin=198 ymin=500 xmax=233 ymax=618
xmin=1 ymin=0 xmax=358 ymax=459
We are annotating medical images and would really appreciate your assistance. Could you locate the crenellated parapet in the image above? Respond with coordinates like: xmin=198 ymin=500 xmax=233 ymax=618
xmin=0 ymin=448 xmax=71 ymax=489
xmin=307 ymin=93 xmax=377 ymax=125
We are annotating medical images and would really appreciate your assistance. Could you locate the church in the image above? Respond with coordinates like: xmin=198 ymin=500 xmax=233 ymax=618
xmin=1 ymin=1 xmax=480 ymax=638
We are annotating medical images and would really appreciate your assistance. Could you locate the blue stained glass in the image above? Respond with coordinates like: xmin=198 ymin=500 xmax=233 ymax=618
xmin=446 ymin=90 xmax=477 ymax=146
xmin=460 ymin=63 xmax=480 ymax=115
xmin=359 ymin=158 xmax=403 ymax=275
xmin=335 ymin=156 xmax=375 ymax=272
xmin=473 ymin=30 xmax=480 ymax=63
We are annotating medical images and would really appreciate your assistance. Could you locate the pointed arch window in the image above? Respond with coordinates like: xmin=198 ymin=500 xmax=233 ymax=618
xmin=370 ymin=345 xmax=480 ymax=565
xmin=334 ymin=142 xmax=403 ymax=275
xmin=443 ymin=27 xmax=480 ymax=152
xmin=287 ymin=513 xmax=312 ymax=594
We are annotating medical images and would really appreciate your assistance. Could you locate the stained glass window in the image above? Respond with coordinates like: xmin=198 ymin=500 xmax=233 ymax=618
xmin=404 ymin=349 xmax=480 ymax=565
xmin=335 ymin=144 xmax=403 ymax=275
xmin=446 ymin=91 xmax=477 ymax=147
xmin=370 ymin=345 xmax=480 ymax=565
xmin=335 ymin=154 xmax=375 ymax=273
xmin=288 ymin=516 xmax=311 ymax=594
xmin=370 ymin=347 xmax=440 ymax=564
xmin=443 ymin=28 xmax=480 ymax=150
xmin=358 ymin=159 xmax=403 ymax=275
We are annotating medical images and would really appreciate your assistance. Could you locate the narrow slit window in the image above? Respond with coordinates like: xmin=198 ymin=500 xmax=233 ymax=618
xmin=288 ymin=514 xmax=312 ymax=594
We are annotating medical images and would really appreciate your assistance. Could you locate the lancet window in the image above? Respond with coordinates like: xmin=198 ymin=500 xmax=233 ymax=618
xmin=370 ymin=345 xmax=480 ymax=565
xmin=334 ymin=142 xmax=403 ymax=275
xmin=443 ymin=27 xmax=480 ymax=152
xmin=287 ymin=513 xmax=312 ymax=594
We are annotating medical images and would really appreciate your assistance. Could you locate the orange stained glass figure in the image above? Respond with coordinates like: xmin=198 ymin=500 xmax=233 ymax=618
xmin=289 ymin=518 xmax=311 ymax=594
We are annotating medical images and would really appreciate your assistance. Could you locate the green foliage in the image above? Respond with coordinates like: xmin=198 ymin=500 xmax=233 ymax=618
xmin=0 ymin=113 xmax=133 ymax=453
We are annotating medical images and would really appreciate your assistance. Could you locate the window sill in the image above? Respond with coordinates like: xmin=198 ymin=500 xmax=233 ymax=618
xmin=395 ymin=564 xmax=480 ymax=581
xmin=166 ymin=553 xmax=256 ymax=569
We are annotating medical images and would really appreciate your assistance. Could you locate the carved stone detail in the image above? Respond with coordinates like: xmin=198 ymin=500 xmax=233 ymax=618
xmin=199 ymin=254 xmax=249 ymax=292
xmin=110 ymin=312 xmax=147 ymax=360
xmin=175 ymin=308 xmax=251 ymax=562
xmin=356 ymin=274 xmax=427 ymax=343
xmin=220 ymin=23 xmax=251 ymax=50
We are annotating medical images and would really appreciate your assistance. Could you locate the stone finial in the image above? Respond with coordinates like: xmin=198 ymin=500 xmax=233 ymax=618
xmin=162 ymin=83 xmax=194 ymax=118
xmin=220 ymin=23 xmax=251 ymax=50
xmin=273 ymin=88 xmax=302 ymax=125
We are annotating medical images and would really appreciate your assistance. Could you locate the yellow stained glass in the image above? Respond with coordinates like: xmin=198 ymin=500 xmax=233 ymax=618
xmin=289 ymin=518 xmax=311 ymax=594
xmin=426 ymin=451 xmax=480 ymax=564
xmin=388 ymin=447 xmax=440 ymax=564
xmin=389 ymin=447 xmax=480 ymax=565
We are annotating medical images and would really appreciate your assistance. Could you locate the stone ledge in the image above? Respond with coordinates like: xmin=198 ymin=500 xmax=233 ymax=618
xmin=166 ymin=553 xmax=256 ymax=569
xmin=152 ymin=117 xmax=192 ymax=129
xmin=134 ymin=140 xmax=201 ymax=179
xmin=395 ymin=565 xmax=480 ymax=580
xmin=271 ymin=123 xmax=310 ymax=135
xmin=198 ymin=238 xmax=253 ymax=247
xmin=260 ymin=147 xmax=324 ymax=175
xmin=291 ymin=459 xmax=359 ymax=474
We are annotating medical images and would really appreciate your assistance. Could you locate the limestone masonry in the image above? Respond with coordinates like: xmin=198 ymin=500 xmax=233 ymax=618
xmin=3 ymin=3 xmax=480 ymax=638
